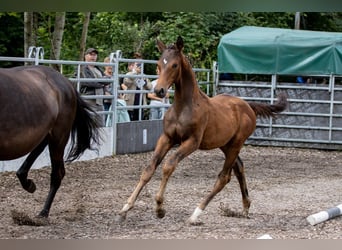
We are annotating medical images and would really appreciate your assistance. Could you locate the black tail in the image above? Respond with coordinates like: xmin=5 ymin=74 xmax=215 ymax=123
xmin=248 ymin=92 xmax=288 ymax=118
xmin=66 ymin=93 xmax=102 ymax=162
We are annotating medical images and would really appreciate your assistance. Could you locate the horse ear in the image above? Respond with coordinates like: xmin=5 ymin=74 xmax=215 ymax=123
xmin=176 ymin=36 xmax=184 ymax=51
xmin=156 ymin=39 xmax=166 ymax=53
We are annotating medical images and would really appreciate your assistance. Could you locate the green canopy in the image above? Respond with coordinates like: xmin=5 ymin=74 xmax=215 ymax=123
xmin=217 ymin=26 xmax=342 ymax=75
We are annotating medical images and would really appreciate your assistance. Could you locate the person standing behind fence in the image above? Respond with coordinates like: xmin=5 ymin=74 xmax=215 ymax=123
xmin=78 ymin=48 xmax=107 ymax=126
xmin=103 ymin=56 xmax=114 ymax=111
xmin=148 ymin=66 xmax=170 ymax=120
xmin=103 ymin=56 xmax=130 ymax=125
xmin=123 ymin=61 xmax=152 ymax=121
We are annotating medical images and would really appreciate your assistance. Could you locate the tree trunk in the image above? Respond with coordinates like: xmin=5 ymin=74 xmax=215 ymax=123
xmin=51 ymin=12 xmax=66 ymax=71
xmin=24 ymin=12 xmax=39 ymax=63
xmin=24 ymin=12 xmax=33 ymax=58
xmin=79 ymin=12 xmax=91 ymax=61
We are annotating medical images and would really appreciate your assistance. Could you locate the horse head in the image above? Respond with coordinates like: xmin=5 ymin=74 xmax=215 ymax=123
xmin=155 ymin=36 xmax=185 ymax=98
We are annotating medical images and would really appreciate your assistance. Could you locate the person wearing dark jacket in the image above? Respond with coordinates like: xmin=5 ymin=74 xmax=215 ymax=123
xmin=78 ymin=48 xmax=107 ymax=126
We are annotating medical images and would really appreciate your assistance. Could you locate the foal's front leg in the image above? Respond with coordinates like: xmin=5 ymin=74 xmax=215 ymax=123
xmin=116 ymin=134 xmax=172 ymax=222
xmin=155 ymin=138 xmax=199 ymax=219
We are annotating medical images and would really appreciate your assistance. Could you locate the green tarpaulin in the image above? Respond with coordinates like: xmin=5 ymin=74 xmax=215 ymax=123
xmin=218 ymin=26 xmax=342 ymax=75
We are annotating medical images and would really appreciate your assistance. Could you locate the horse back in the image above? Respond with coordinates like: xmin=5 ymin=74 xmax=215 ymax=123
xmin=0 ymin=65 xmax=74 ymax=119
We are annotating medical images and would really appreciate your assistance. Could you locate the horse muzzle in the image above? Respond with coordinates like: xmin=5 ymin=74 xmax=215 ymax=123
xmin=155 ymin=87 xmax=166 ymax=98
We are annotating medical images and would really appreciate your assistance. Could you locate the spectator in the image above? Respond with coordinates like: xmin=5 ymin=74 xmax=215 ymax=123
xmin=103 ymin=56 xmax=130 ymax=125
xmin=147 ymin=66 xmax=170 ymax=120
xmin=103 ymin=56 xmax=113 ymax=111
xmin=123 ymin=60 xmax=152 ymax=121
xmin=219 ymin=72 xmax=234 ymax=81
xmin=77 ymin=48 xmax=107 ymax=126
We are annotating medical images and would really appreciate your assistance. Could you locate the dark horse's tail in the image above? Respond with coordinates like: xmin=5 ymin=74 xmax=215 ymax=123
xmin=248 ymin=92 xmax=288 ymax=118
xmin=66 ymin=92 xmax=102 ymax=162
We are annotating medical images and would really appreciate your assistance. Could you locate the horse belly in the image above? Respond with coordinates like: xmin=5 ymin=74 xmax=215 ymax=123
xmin=199 ymin=125 xmax=236 ymax=150
xmin=0 ymin=108 xmax=56 ymax=160
xmin=0 ymin=128 xmax=49 ymax=160
xmin=199 ymin=108 xmax=256 ymax=150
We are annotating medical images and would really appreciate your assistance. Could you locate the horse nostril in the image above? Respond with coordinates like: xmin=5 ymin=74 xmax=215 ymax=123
xmin=155 ymin=88 xmax=165 ymax=97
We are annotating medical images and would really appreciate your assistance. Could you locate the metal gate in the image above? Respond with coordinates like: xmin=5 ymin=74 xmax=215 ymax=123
xmin=214 ymin=68 xmax=342 ymax=150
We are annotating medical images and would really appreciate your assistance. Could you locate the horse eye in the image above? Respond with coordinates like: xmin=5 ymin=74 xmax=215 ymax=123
xmin=172 ymin=63 xmax=177 ymax=69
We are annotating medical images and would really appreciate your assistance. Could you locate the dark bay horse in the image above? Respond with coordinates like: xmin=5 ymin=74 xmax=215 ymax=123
xmin=0 ymin=65 xmax=101 ymax=218
xmin=117 ymin=36 xmax=288 ymax=224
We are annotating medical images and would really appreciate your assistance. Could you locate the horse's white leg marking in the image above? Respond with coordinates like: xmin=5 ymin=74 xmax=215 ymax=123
xmin=188 ymin=207 xmax=203 ymax=223
xmin=121 ymin=203 xmax=130 ymax=212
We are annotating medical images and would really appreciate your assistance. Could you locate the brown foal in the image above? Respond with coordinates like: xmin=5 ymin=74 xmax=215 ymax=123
xmin=117 ymin=36 xmax=287 ymax=224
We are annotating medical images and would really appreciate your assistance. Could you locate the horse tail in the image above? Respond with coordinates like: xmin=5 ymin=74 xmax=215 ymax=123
xmin=66 ymin=92 xmax=102 ymax=162
xmin=248 ymin=92 xmax=288 ymax=118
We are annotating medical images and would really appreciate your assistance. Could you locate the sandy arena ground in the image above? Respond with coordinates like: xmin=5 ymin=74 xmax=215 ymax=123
xmin=0 ymin=145 xmax=341 ymax=239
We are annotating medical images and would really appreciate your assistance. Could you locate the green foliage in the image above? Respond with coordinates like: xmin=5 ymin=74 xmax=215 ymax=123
xmin=0 ymin=13 xmax=24 ymax=67
xmin=60 ymin=12 xmax=84 ymax=61
xmin=1 ymin=12 xmax=342 ymax=74
xmin=246 ymin=12 xmax=295 ymax=28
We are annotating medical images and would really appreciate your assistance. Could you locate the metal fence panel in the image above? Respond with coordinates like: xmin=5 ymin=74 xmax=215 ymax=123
xmin=116 ymin=120 xmax=163 ymax=154
xmin=217 ymin=77 xmax=342 ymax=150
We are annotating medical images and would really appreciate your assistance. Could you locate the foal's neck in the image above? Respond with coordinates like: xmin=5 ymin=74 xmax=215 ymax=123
xmin=174 ymin=61 xmax=200 ymax=105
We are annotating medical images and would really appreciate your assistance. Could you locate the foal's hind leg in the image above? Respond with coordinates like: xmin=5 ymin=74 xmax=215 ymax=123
xmin=16 ymin=138 xmax=48 ymax=193
xmin=188 ymin=144 xmax=241 ymax=224
xmin=233 ymin=156 xmax=251 ymax=217
xmin=38 ymin=140 xmax=66 ymax=218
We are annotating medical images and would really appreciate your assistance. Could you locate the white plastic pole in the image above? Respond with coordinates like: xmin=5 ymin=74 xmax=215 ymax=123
xmin=306 ymin=204 xmax=342 ymax=226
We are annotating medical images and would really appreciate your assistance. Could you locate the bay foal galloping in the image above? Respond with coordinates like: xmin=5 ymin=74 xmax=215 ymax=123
xmin=117 ymin=36 xmax=287 ymax=224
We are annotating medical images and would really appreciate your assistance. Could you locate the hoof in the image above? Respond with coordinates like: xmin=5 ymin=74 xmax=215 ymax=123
xmin=186 ymin=218 xmax=203 ymax=226
xmin=26 ymin=179 xmax=36 ymax=193
xmin=156 ymin=208 xmax=166 ymax=218
xmin=242 ymin=209 xmax=250 ymax=219
xmin=114 ymin=214 xmax=126 ymax=223
xmin=38 ymin=210 xmax=49 ymax=218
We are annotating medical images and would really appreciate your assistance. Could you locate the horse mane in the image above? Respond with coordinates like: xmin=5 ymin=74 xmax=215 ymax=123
xmin=248 ymin=93 xmax=288 ymax=118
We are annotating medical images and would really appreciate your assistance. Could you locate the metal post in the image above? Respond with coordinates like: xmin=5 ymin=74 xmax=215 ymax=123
xmin=328 ymin=74 xmax=335 ymax=142
xmin=295 ymin=12 xmax=301 ymax=30
xmin=35 ymin=47 xmax=44 ymax=65
xmin=269 ymin=74 xmax=277 ymax=136
xmin=110 ymin=50 xmax=122 ymax=155
xmin=212 ymin=61 xmax=218 ymax=96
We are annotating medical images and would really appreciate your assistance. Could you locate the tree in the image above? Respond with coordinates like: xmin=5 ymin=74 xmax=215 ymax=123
xmin=50 ymin=12 xmax=66 ymax=71
xmin=24 ymin=12 xmax=37 ymax=58
xmin=50 ymin=12 xmax=65 ymax=70
xmin=78 ymin=12 xmax=91 ymax=61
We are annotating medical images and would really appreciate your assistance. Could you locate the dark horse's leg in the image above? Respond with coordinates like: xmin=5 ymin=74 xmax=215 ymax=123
xmin=16 ymin=137 xmax=48 ymax=193
xmin=117 ymin=134 xmax=173 ymax=222
xmin=38 ymin=140 xmax=66 ymax=218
